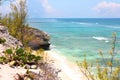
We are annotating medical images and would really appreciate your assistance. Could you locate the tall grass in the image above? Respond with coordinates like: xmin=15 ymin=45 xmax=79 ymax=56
xmin=0 ymin=0 xmax=31 ymax=47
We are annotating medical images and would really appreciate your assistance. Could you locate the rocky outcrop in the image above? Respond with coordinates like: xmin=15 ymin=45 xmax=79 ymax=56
xmin=26 ymin=27 xmax=50 ymax=50
xmin=0 ymin=25 xmax=23 ymax=53
xmin=0 ymin=25 xmax=50 ymax=51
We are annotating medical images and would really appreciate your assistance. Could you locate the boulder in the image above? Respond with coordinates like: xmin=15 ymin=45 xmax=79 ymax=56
xmin=26 ymin=27 xmax=50 ymax=50
xmin=0 ymin=25 xmax=50 ymax=51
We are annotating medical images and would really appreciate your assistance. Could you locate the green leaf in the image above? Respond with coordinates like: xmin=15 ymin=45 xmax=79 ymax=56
xmin=35 ymin=56 xmax=41 ymax=61
xmin=16 ymin=48 xmax=24 ymax=55
xmin=13 ymin=55 xmax=19 ymax=60
xmin=0 ymin=57 xmax=6 ymax=63
xmin=20 ymin=56 xmax=27 ymax=63
xmin=28 ymin=54 xmax=35 ymax=61
xmin=6 ymin=49 xmax=13 ymax=54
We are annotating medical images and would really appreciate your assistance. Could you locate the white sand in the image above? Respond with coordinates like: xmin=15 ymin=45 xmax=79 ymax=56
xmin=46 ymin=50 xmax=88 ymax=80
xmin=0 ymin=64 xmax=26 ymax=80
xmin=0 ymin=64 xmax=40 ymax=80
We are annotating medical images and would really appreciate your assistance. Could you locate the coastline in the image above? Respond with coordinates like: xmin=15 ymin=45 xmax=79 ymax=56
xmin=0 ymin=24 xmax=88 ymax=80
xmin=45 ymin=50 xmax=88 ymax=80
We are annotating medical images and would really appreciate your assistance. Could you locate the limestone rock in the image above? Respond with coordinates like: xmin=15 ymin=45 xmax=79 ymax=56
xmin=30 ymin=65 xmax=37 ymax=69
xmin=9 ymin=61 xmax=16 ymax=67
xmin=0 ymin=25 xmax=23 ymax=54
xmin=24 ymin=64 xmax=31 ymax=69
xmin=26 ymin=27 xmax=50 ymax=50
xmin=0 ymin=25 xmax=50 ymax=52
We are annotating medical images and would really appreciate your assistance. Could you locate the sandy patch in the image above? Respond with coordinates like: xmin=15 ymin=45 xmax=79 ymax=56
xmin=0 ymin=64 xmax=26 ymax=80
xmin=46 ymin=50 xmax=88 ymax=80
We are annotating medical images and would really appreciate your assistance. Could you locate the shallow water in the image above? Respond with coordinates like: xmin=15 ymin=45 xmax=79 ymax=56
xmin=28 ymin=18 xmax=120 ymax=65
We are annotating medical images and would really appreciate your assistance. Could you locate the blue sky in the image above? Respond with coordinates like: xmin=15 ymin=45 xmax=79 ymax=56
xmin=2 ymin=0 xmax=120 ymax=18
xmin=27 ymin=0 xmax=120 ymax=18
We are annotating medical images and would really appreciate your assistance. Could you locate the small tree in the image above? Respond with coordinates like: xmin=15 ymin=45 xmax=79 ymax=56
xmin=1 ymin=0 xmax=29 ymax=46
xmin=9 ymin=0 xmax=27 ymax=42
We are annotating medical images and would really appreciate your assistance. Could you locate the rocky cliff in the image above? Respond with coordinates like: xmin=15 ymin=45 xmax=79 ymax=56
xmin=24 ymin=27 xmax=50 ymax=50
xmin=0 ymin=25 xmax=23 ymax=54
xmin=0 ymin=25 xmax=50 ymax=52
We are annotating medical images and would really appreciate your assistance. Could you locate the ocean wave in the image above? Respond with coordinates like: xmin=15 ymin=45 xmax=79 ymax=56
xmin=78 ymin=22 xmax=99 ymax=26
xmin=92 ymin=36 xmax=109 ymax=43
xmin=70 ymin=22 xmax=92 ymax=25
xmin=79 ymin=22 xmax=88 ymax=24
xmin=50 ymin=45 xmax=56 ymax=49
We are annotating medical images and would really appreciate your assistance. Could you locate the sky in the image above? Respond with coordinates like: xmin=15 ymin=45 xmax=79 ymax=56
xmin=1 ymin=0 xmax=120 ymax=18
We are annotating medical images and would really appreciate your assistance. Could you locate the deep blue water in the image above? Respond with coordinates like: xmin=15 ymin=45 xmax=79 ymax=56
xmin=28 ymin=18 xmax=120 ymax=64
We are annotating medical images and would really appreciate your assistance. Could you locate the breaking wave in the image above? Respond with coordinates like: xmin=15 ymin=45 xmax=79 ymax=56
xmin=92 ymin=36 xmax=109 ymax=43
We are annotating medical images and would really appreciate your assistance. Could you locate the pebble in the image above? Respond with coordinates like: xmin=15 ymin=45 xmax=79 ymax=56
xmin=30 ymin=65 xmax=37 ymax=69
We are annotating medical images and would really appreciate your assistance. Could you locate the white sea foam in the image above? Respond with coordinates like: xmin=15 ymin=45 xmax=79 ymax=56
xmin=92 ymin=36 xmax=109 ymax=43
xmin=79 ymin=22 xmax=99 ymax=26
xmin=79 ymin=22 xmax=87 ymax=24
xmin=50 ymin=45 xmax=56 ymax=49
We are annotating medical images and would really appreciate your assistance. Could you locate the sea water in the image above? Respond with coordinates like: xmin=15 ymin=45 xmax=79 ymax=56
xmin=28 ymin=18 xmax=120 ymax=65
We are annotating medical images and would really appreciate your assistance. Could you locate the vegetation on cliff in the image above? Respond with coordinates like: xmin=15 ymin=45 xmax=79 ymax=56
xmin=0 ymin=0 xmax=50 ymax=50
xmin=1 ymin=0 xmax=30 ymax=47
xmin=0 ymin=0 xmax=60 ymax=80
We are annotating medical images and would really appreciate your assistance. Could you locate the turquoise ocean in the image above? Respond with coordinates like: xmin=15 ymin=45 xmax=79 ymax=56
xmin=28 ymin=18 xmax=120 ymax=65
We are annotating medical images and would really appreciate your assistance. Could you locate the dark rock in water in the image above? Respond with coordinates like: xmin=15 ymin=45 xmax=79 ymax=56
xmin=28 ymin=38 xmax=50 ymax=50
xmin=26 ymin=27 xmax=50 ymax=50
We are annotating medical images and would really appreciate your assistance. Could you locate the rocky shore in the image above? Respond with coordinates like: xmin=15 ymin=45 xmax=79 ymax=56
xmin=0 ymin=25 xmax=87 ymax=80
xmin=0 ymin=25 xmax=50 ymax=51
xmin=26 ymin=27 xmax=50 ymax=50
xmin=0 ymin=25 xmax=61 ymax=80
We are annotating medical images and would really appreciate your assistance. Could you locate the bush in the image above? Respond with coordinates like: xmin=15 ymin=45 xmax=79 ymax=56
xmin=0 ymin=47 xmax=42 ymax=67
xmin=0 ymin=0 xmax=31 ymax=47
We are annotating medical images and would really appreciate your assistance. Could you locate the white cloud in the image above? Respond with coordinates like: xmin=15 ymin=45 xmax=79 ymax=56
xmin=93 ymin=1 xmax=120 ymax=17
xmin=40 ymin=0 xmax=54 ymax=13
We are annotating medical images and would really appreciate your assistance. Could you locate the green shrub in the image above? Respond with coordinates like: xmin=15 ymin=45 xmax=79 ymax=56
xmin=1 ymin=47 xmax=42 ymax=67
xmin=0 ymin=0 xmax=31 ymax=47
xmin=0 ymin=56 xmax=6 ymax=63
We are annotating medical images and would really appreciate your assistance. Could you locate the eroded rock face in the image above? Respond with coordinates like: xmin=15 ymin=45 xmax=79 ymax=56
xmin=0 ymin=25 xmax=50 ymax=52
xmin=0 ymin=25 xmax=23 ymax=53
xmin=27 ymin=27 xmax=50 ymax=50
